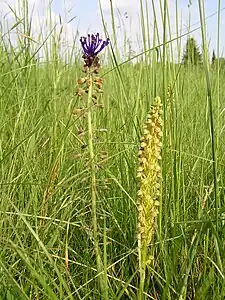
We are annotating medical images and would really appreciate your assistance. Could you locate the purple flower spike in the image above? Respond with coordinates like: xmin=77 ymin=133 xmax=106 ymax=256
xmin=80 ymin=33 xmax=109 ymax=57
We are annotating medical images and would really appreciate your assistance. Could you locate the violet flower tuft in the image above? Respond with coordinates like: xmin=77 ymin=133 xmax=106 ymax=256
xmin=80 ymin=33 xmax=109 ymax=57
xmin=80 ymin=33 xmax=109 ymax=70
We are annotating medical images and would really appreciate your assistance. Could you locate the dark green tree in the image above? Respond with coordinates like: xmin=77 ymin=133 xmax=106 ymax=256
xmin=182 ymin=37 xmax=202 ymax=65
xmin=211 ymin=49 xmax=225 ymax=70
xmin=212 ymin=49 xmax=216 ymax=65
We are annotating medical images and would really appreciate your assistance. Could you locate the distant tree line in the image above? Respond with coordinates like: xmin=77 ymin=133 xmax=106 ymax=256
xmin=182 ymin=37 xmax=225 ymax=69
xmin=211 ymin=49 xmax=225 ymax=68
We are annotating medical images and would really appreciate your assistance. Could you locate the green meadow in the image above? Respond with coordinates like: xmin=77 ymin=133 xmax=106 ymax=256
xmin=0 ymin=0 xmax=225 ymax=299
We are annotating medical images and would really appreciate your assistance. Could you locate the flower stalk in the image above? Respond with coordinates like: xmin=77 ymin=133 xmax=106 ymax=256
xmin=86 ymin=73 xmax=103 ymax=287
xmin=137 ymin=96 xmax=163 ymax=299
xmin=75 ymin=33 xmax=109 ymax=297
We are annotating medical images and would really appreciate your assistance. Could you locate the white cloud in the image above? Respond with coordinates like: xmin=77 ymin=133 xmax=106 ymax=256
xmin=100 ymin=0 xmax=138 ymax=10
xmin=0 ymin=0 xmax=78 ymax=60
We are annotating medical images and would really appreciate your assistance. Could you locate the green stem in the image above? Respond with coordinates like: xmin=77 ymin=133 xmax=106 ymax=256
xmin=138 ymin=244 xmax=147 ymax=300
xmin=87 ymin=74 xmax=105 ymax=296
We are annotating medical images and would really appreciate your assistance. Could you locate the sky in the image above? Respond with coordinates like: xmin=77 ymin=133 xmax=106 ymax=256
xmin=0 ymin=0 xmax=224 ymax=61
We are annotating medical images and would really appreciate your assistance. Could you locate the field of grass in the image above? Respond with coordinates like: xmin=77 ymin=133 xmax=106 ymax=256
xmin=0 ymin=0 xmax=225 ymax=299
